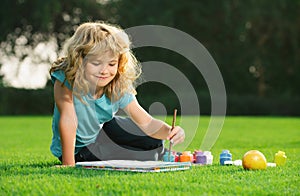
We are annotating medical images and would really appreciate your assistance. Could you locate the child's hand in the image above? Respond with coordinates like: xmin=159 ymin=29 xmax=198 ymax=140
xmin=167 ymin=126 xmax=185 ymax=145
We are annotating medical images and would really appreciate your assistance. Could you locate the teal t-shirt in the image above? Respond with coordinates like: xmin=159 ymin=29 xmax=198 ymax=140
xmin=50 ymin=70 xmax=135 ymax=157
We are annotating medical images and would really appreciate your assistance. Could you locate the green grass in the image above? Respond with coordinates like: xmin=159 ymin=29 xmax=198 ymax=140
xmin=0 ymin=116 xmax=299 ymax=195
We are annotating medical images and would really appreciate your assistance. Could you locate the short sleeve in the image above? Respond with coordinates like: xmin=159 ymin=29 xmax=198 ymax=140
xmin=51 ymin=70 xmax=72 ymax=90
xmin=118 ymin=93 xmax=136 ymax=109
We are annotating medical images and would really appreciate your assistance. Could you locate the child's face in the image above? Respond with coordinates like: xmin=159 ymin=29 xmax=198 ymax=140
xmin=85 ymin=51 xmax=119 ymax=93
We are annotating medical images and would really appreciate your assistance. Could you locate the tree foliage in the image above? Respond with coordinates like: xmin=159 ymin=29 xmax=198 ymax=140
xmin=104 ymin=0 xmax=300 ymax=97
xmin=0 ymin=0 xmax=111 ymax=52
xmin=0 ymin=0 xmax=299 ymax=115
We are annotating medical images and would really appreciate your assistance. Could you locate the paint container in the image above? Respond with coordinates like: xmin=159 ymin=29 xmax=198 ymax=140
xmin=174 ymin=152 xmax=180 ymax=162
xmin=195 ymin=151 xmax=207 ymax=164
xmin=193 ymin=150 xmax=202 ymax=163
xmin=274 ymin=151 xmax=287 ymax=166
xmin=194 ymin=151 xmax=213 ymax=165
xmin=180 ymin=151 xmax=193 ymax=162
xmin=204 ymin=151 xmax=213 ymax=165
xmin=220 ymin=150 xmax=232 ymax=165
xmin=162 ymin=151 xmax=175 ymax=162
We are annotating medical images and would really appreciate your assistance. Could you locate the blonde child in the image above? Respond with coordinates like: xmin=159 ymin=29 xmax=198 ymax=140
xmin=49 ymin=21 xmax=185 ymax=166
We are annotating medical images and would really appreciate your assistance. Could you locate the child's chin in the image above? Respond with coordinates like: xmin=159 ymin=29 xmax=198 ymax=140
xmin=95 ymin=82 xmax=108 ymax=89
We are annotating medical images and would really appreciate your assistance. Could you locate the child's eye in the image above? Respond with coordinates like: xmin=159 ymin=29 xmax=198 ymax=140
xmin=109 ymin=63 xmax=117 ymax=67
xmin=92 ymin=62 xmax=100 ymax=66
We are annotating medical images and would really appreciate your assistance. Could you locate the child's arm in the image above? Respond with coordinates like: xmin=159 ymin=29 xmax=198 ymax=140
xmin=124 ymin=99 xmax=185 ymax=145
xmin=54 ymin=81 xmax=78 ymax=166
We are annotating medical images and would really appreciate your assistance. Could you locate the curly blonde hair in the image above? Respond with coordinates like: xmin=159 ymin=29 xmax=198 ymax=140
xmin=50 ymin=21 xmax=141 ymax=102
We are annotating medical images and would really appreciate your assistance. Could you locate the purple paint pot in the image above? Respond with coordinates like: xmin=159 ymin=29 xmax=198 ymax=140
xmin=195 ymin=151 xmax=207 ymax=164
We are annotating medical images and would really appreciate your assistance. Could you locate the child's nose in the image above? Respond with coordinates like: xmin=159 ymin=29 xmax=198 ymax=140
xmin=98 ymin=64 xmax=108 ymax=74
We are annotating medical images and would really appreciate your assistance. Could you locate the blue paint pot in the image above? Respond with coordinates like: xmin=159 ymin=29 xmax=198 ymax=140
xmin=163 ymin=151 xmax=175 ymax=162
xmin=220 ymin=150 xmax=232 ymax=165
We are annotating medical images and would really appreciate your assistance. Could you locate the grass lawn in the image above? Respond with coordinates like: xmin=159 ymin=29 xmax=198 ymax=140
xmin=0 ymin=116 xmax=299 ymax=195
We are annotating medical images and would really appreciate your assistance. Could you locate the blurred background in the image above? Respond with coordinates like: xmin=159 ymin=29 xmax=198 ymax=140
xmin=0 ymin=0 xmax=299 ymax=116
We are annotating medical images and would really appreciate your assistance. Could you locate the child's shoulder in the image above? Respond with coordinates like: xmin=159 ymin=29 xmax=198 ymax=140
xmin=117 ymin=93 xmax=136 ymax=109
xmin=51 ymin=69 xmax=65 ymax=77
xmin=50 ymin=69 xmax=72 ymax=89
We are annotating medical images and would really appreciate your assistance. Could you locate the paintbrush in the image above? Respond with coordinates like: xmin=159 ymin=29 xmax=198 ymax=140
xmin=168 ymin=109 xmax=177 ymax=161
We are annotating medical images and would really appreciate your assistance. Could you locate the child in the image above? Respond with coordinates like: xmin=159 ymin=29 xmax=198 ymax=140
xmin=49 ymin=21 xmax=185 ymax=166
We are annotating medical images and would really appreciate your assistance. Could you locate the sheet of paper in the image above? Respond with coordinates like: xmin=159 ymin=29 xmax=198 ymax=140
xmin=76 ymin=160 xmax=191 ymax=172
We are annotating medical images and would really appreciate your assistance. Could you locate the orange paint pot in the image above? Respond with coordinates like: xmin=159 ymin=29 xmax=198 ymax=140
xmin=180 ymin=151 xmax=193 ymax=162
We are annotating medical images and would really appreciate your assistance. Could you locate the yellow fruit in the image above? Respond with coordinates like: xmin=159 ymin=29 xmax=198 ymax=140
xmin=242 ymin=150 xmax=267 ymax=170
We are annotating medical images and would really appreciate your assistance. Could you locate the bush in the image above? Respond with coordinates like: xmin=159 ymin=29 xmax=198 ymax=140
xmin=0 ymin=87 xmax=299 ymax=116
xmin=0 ymin=87 xmax=54 ymax=115
xmin=227 ymin=94 xmax=300 ymax=116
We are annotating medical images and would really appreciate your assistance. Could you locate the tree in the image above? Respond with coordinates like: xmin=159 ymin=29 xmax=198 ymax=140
xmin=0 ymin=0 xmax=299 ymax=97
xmin=110 ymin=0 xmax=300 ymax=97
xmin=0 ymin=0 xmax=112 ymax=87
